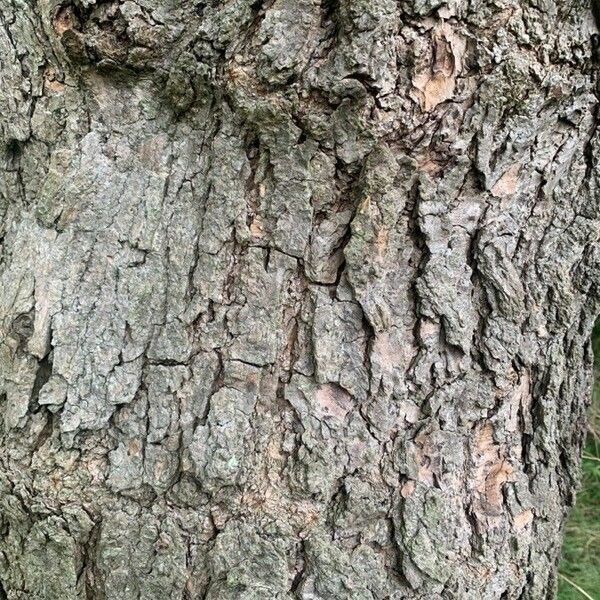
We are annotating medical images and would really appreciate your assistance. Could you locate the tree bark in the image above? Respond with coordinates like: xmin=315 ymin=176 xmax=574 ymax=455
xmin=1 ymin=1 xmax=599 ymax=598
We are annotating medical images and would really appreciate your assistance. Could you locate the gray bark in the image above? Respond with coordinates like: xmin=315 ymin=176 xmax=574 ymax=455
xmin=1 ymin=0 xmax=599 ymax=598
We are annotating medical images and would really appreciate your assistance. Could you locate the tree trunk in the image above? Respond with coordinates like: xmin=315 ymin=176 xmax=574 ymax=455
xmin=1 ymin=1 xmax=599 ymax=598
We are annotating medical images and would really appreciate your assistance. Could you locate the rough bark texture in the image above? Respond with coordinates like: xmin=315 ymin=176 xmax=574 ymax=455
xmin=1 ymin=1 xmax=600 ymax=598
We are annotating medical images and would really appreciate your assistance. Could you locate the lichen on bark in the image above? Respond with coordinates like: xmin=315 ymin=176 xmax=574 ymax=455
xmin=1 ymin=0 xmax=600 ymax=598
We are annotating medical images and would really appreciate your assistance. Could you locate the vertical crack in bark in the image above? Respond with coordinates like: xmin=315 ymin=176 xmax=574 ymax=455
xmin=289 ymin=539 xmax=306 ymax=595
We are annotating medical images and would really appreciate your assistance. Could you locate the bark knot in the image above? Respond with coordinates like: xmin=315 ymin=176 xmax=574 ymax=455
xmin=52 ymin=0 xmax=160 ymax=71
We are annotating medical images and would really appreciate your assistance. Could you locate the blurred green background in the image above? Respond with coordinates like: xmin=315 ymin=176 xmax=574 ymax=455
xmin=557 ymin=324 xmax=600 ymax=600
